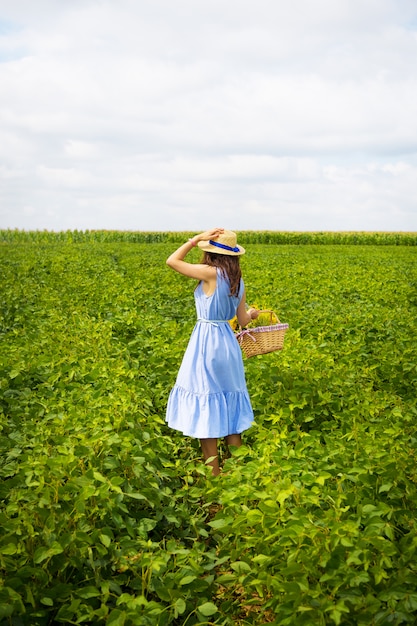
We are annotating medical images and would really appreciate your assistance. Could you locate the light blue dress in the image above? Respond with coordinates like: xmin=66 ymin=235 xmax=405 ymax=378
xmin=166 ymin=268 xmax=254 ymax=438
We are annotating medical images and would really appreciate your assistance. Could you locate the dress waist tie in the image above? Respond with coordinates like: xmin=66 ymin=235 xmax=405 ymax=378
xmin=197 ymin=318 xmax=230 ymax=328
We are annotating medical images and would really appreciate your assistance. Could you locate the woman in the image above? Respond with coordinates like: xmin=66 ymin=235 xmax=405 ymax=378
xmin=165 ymin=228 xmax=259 ymax=476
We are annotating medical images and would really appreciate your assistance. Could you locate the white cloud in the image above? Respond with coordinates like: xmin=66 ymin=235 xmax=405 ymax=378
xmin=0 ymin=0 xmax=416 ymax=231
xmin=36 ymin=165 xmax=95 ymax=187
xmin=64 ymin=140 xmax=99 ymax=159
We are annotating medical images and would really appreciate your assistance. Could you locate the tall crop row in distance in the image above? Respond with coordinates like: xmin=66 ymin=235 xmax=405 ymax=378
xmin=0 ymin=229 xmax=416 ymax=245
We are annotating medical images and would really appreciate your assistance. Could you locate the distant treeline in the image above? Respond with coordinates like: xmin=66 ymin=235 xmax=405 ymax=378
xmin=1 ymin=229 xmax=416 ymax=245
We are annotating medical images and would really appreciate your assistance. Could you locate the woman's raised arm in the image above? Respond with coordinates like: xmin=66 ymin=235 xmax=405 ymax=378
xmin=166 ymin=228 xmax=224 ymax=279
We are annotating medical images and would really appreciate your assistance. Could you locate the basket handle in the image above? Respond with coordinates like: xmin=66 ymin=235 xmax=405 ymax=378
xmin=251 ymin=309 xmax=280 ymax=325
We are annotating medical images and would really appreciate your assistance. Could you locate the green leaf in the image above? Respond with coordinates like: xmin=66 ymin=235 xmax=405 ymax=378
xmin=107 ymin=609 xmax=126 ymax=626
xmin=197 ymin=602 xmax=218 ymax=616
xmin=93 ymin=470 xmax=107 ymax=483
xmin=231 ymin=561 xmax=251 ymax=574
xmin=179 ymin=575 xmax=197 ymax=586
xmin=207 ymin=516 xmax=233 ymax=530
xmin=174 ymin=598 xmax=186 ymax=616
xmin=100 ymin=533 xmax=112 ymax=547
xmin=378 ymin=483 xmax=393 ymax=493
xmin=77 ymin=586 xmax=101 ymax=599
xmin=362 ymin=504 xmax=377 ymax=514
xmin=246 ymin=509 xmax=263 ymax=525
xmin=0 ymin=543 xmax=18 ymax=555
xmin=124 ymin=491 xmax=147 ymax=500
xmin=277 ymin=487 xmax=295 ymax=505
xmin=33 ymin=541 xmax=64 ymax=563
xmin=252 ymin=554 xmax=271 ymax=565
xmin=315 ymin=473 xmax=332 ymax=485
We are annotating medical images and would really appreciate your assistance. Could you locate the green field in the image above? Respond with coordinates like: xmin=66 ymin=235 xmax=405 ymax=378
xmin=1 ymin=235 xmax=416 ymax=625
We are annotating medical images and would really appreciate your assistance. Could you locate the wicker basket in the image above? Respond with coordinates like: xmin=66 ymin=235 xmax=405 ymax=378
xmin=236 ymin=310 xmax=289 ymax=358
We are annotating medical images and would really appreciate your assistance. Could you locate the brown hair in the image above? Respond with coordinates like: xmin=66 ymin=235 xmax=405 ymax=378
xmin=201 ymin=252 xmax=242 ymax=297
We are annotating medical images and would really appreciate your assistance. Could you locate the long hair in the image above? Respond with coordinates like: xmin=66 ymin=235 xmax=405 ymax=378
xmin=202 ymin=252 xmax=242 ymax=297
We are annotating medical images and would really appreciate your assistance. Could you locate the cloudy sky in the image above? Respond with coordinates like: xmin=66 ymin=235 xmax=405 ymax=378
xmin=0 ymin=0 xmax=416 ymax=232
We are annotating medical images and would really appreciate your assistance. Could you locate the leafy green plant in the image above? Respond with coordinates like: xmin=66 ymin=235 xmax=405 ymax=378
xmin=0 ymin=239 xmax=416 ymax=624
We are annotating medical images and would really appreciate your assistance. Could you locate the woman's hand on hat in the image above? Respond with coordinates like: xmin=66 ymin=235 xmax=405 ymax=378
xmin=195 ymin=228 xmax=224 ymax=243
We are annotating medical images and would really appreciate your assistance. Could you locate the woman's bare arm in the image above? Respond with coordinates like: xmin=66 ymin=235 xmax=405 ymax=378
xmin=236 ymin=291 xmax=260 ymax=327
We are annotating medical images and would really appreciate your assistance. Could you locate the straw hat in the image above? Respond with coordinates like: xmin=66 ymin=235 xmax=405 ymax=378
xmin=197 ymin=230 xmax=245 ymax=256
